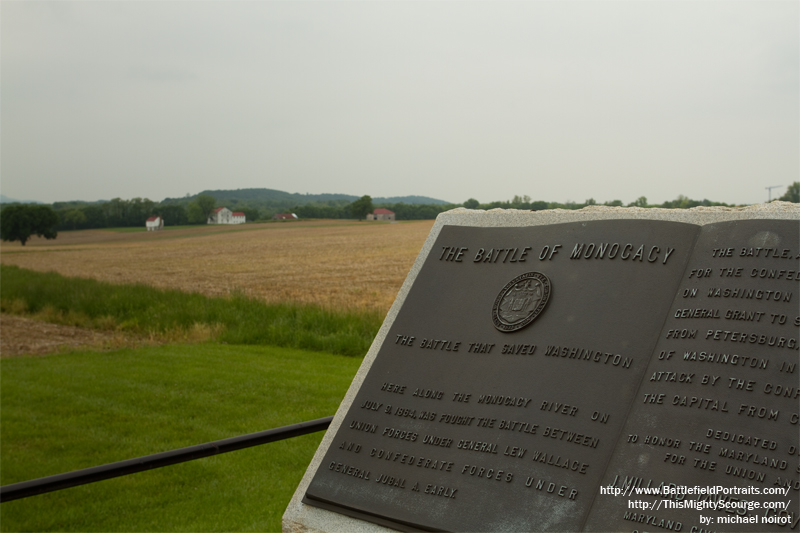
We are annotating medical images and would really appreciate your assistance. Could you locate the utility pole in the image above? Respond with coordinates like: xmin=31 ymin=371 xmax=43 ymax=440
xmin=766 ymin=185 xmax=782 ymax=202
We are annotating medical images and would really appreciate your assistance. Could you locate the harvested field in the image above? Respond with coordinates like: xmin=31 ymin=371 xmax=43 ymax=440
xmin=0 ymin=220 xmax=434 ymax=313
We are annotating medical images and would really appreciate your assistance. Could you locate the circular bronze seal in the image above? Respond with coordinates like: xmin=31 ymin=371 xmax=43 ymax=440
xmin=491 ymin=272 xmax=551 ymax=332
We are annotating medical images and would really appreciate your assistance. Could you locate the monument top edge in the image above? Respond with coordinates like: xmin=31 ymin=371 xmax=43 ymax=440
xmin=436 ymin=201 xmax=800 ymax=227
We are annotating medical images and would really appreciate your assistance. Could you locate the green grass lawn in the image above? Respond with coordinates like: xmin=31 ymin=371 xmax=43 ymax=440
xmin=1 ymin=343 xmax=362 ymax=532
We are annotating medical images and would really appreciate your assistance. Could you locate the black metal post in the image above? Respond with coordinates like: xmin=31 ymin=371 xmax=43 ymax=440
xmin=0 ymin=416 xmax=332 ymax=503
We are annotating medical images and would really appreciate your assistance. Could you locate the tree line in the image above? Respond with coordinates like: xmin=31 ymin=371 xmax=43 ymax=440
xmin=2 ymin=183 xmax=799 ymax=245
xmin=50 ymin=195 xmax=220 ymax=230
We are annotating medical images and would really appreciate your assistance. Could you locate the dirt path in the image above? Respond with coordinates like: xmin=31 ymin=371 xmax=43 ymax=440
xmin=0 ymin=314 xmax=144 ymax=357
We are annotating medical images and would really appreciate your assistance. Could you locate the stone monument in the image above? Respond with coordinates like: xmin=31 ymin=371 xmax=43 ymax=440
xmin=284 ymin=203 xmax=800 ymax=532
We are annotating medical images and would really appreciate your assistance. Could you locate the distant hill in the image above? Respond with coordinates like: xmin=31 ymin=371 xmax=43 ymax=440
xmin=1 ymin=194 xmax=41 ymax=204
xmin=373 ymin=195 xmax=451 ymax=205
xmin=164 ymin=188 xmax=451 ymax=206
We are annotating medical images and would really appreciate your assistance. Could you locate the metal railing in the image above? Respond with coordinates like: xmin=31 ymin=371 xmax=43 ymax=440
xmin=0 ymin=416 xmax=332 ymax=503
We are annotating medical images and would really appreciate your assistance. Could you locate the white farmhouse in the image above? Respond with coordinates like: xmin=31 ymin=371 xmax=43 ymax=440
xmin=208 ymin=207 xmax=246 ymax=225
xmin=145 ymin=216 xmax=164 ymax=231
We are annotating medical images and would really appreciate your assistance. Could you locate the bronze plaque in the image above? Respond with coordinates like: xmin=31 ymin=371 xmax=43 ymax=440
xmin=304 ymin=219 xmax=799 ymax=531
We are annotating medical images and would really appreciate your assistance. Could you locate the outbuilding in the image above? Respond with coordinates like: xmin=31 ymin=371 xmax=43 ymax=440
xmin=145 ymin=216 xmax=164 ymax=231
xmin=367 ymin=208 xmax=395 ymax=221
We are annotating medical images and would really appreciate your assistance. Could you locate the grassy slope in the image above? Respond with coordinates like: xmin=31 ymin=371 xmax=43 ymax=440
xmin=1 ymin=344 xmax=362 ymax=532
xmin=1 ymin=265 xmax=382 ymax=356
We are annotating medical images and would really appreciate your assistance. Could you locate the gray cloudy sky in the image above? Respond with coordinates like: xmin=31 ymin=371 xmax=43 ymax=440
xmin=1 ymin=1 xmax=797 ymax=205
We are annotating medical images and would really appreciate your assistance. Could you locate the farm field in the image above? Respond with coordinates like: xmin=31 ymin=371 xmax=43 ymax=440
xmin=0 ymin=219 xmax=434 ymax=531
xmin=0 ymin=219 xmax=435 ymax=313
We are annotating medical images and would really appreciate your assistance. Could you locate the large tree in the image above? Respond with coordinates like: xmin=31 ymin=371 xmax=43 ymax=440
xmin=239 ymin=207 xmax=260 ymax=221
xmin=62 ymin=209 xmax=88 ymax=230
xmin=156 ymin=204 xmax=189 ymax=226
xmin=196 ymin=194 xmax=217 ymax=220
xmin=1 ymin=205 xmax=60 ymax=245
xmin=779 ymin=182 xmax=800 ymax=203
xmin=463 ymin=198 xmax=480 ymax=209
xmin=628 ymin=196 xmax=648 ymax=208
xmin=187 ymin=194 xmax=217 ymax=224
xmin=349 ymin=195 xmax=374 ymax=219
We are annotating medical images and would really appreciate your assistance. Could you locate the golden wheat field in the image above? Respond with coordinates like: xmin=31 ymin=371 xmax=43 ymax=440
xmin=0 ymin=220 xmax=435 ymax=313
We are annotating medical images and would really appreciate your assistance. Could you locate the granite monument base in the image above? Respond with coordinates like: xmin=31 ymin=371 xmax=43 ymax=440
xmin=284 ymin=203 xmax=800 ymax=532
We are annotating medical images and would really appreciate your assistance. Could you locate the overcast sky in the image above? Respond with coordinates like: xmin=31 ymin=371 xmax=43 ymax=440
xmin=1 ymin=1 xmax=797 ymax=206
